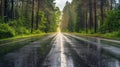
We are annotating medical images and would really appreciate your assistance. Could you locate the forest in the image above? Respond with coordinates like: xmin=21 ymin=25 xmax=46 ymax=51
xmin=61 ymin=0 xmax=120 ymax=39
xmin=0 ymin=0 xmax=61 ymax=39
xmin=0 ymin=0 xmax=120 ymax=39
xmin=0 ymin=0 xmax=120 ymax=67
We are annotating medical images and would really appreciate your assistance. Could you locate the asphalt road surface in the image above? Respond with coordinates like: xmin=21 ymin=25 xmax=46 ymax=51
xmin=0 ymin=33 xmax=120 ymax=67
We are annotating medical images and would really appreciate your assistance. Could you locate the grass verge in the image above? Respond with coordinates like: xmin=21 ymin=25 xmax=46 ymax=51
xmin=72 ymin=32 xmax=120 ymax=40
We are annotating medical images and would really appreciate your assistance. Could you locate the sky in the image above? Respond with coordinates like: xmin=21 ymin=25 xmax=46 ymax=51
xmin=116 ymin=0 xmax=119 ymax=3
xmin=54 ymin=0 xmax=72 ymax=11
xmin=54 ymin=0 xmax=119 ymax=11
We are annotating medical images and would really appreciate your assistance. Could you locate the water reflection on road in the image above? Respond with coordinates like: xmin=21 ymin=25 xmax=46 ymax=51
xmin=0 ymin=33 xmax=120 ymax=67
xmin=64 ymin=33 xmax=120 ymax=67
xmin=43 ymin=33 xmax=120 ymax=67
xmin=43 ymin=33 xmax=74 ymax=67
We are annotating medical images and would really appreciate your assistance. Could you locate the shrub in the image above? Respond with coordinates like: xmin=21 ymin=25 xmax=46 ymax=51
xmin=15 ymin=27 xmax=30 ymax=35
xmin=0 ymin=17 xmax=4 ymax=24
xmin=103 ymin=31 xmax=120 ymax=38
xmin=0 ymin=24 xmax=15 ymax=39
xmin=100 ymin=10 xmax=120 ymax=33
xmin=33 ymin=30 xmax=43 ymax=34
xmin=8 ymin=19 xmax=31 ymax=35
xmin=115 ymin=30 xmax=120 ymax=37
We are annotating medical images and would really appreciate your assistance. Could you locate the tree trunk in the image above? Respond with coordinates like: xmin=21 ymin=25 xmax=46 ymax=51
xmin=11 ymin=0 xmax=14 ymax=19
xmin=1 ymin=0 xmax=4 ymax=17
xmin=92 ymin=0 xmax=94 ymax=30
xmin=100 ymin=0 xmax=104 ymax=25
xmin=21 ymin=0 xmax=24 ymax=18
xmin=89 ymin=0 xmax=93 ymax=30
xmin=110 ymin=0 xmax=113 ymax=10
xmin=15 ymin=0 xmax=19 ymax=18
xmin=4 ymin=0 xmax=8 ymax=22
xmin=0 ymin=0 xmax=2 ymax=16
xmin=94 ymin=0 xmax=97 ymax=33
xmin=36 ymin=0 xmax=40 ymax=30
xmin=84 ymin=0 xmax=88 ymax=33
xmin=31 ymin=0 xmax=34 ymax=33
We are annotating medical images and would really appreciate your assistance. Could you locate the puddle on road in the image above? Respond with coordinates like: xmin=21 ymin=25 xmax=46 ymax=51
xmin=67 ymin=37 xmax=120 ymax=67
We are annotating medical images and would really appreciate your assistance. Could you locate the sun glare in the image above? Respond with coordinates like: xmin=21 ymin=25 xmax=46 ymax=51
xmin=57 ymin=27 xmax=61 ymax=33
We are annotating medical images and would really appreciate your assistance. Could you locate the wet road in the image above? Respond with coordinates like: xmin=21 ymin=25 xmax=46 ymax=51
xmin=43 ymin=33 xmax=120 ymax=67
xmin=0 ymin=33 xmax=120 ymax=67
xmin=43 ymin=33 xmax=74 ymax=67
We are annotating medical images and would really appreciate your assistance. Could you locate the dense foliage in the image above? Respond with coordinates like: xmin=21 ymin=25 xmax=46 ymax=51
xmin=61 ymin=0 xmax=120 ymax=36
xmin=0 ymin=24 xmax=15 ymax=38
xmin=0 ymin=0 xmax=60 ymax=39
xmin=101 ymin=9 xmax=120 ymax=33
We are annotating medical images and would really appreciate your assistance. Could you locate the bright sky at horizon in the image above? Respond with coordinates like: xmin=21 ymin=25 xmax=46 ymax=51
xmin=54 ymin=0 xmax=72 ymax=11
xmin=54 ymin=0 xmax=119 ymax=11
xmin=116 ymin=0 xmax=119 ymax=3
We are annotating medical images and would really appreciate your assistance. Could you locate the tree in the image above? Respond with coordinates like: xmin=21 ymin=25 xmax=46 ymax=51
xmin=84 ymin=0 xmax=88 ymax=33
xmin=94 ymin=0 xmax=97 ymax=33
xmin=110 ymin=0 xmax=113 ymax=10
xmin=89 ymin=0 xmax=94 ymax=30
xmin=1 ymin=0 xmax=4 ymax=17
xmin=31 ymin=0 xmax=35 ymax=33
xmin=4 ymin=0 xmax=8 ymax=22
xmin=100 ymin=0 xmax=104 ymax=25
xmin=0 ymin=0 xmax=60 ymax=39
xmin=11 ymin=0 xmax=14 ymax=19
xmin=36 ymin=0 xmax=40 ymax=30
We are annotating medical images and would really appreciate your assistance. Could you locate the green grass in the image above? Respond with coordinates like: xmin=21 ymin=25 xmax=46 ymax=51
xmin=0 ymin=33 xmax=46 ymax=41
xmin=72 ymin=32 xmax=120 ymax=40
xmin=0 ymin=33 xmax=47 ymax=47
